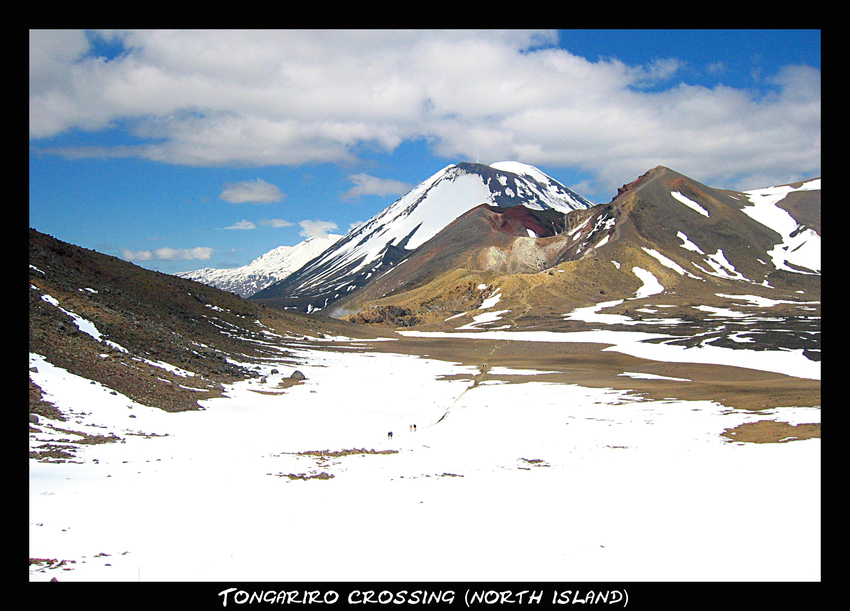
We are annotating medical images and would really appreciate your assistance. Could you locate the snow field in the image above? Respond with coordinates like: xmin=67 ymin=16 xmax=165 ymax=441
xmin=30 ymin=334 xmax=819 ymax=582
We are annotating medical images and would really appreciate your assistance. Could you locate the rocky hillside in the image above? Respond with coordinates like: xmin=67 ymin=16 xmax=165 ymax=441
xmin=29 ymin=228 xmax=385 ymax=419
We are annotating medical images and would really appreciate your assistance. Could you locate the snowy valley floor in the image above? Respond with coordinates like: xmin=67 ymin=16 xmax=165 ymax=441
xmin=29 ymin=330 xmax=820 ymax=583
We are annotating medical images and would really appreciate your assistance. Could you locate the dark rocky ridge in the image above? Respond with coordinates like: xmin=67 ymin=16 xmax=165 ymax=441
xmin=29 ymin=228 xmax=387 ymax=415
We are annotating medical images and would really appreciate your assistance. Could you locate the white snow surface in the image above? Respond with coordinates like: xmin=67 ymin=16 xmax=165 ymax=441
xmin=479 ymin=290 xmax=502 ymax=309
xmin=490 ymin=161 xmax=592 ymax=210
xmin=30 ymin=335 xmax=820 ymax=582
xmin=671 ymin=191 xmax=710 ymax=217
xmin=742 ymin=179 xmax=820 ymax=274
xmin=632 ymin=267 xmax=664 ymax=298
xmin=564 ymin=300 xmax=633 ymax=325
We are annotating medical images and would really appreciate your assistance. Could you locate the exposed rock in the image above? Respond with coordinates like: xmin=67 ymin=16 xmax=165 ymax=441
xmin=344 ymin=305 xmax=420 ymax=328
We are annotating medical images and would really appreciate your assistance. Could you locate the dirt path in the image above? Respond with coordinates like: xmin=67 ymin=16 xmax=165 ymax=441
xmin=433 ymin=338 xmax=509 ymax=425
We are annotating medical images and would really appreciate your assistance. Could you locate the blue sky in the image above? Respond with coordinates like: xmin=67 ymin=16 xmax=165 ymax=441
xmin=29 ymin=29 xmax=821 ymax=274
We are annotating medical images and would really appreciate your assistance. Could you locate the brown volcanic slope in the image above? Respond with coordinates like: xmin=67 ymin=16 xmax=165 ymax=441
xmin=29 ymin=228 xmax=389 ymax=417
xmin=329 ymin=203 xmax=589 ymax=324
xmin=334 ymin=167 xmax=821 ymax=350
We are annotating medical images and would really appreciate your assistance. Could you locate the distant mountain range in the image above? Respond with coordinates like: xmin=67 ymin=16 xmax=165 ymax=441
xmin=176 ymin=234 xmax=342 ymax=297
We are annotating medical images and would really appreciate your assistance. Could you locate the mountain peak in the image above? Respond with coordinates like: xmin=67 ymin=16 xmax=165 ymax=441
xmin=613 ymin=166 xmax=680 ymax=199
xmin=251 ymin=161 xmax=592 ymax=312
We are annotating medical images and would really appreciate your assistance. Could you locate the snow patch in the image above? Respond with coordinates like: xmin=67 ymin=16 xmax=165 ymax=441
xmin=40 ymin=293 xmax=127 ymax=353
xmin=479 ymin=291 xmax=502 ymax=309
xmin=457 ymin=309 xmax=511 ymax=330
xmin=619 ymin=372 xmax=691 ymax=382
xmin=676 ymin=231 xmax=705 ymax=254
xmin=671 ymin=191 xmax=710 ymax=217
xmin=693 ymin=305 xmax=748 ymax=318
xmin=716 ymin=293 xmax=820 ymax=308
xmin=741 ymin=181 xmax=820 ymax=274
xmin=632 ymin=267 xmax=664 ymax=298
xmin=564 ymin=300 xmax=632 ymax=324
xmin=696 ymin=249 xmax=748 ymax=281
xmin=643 ymin=247 xmax=700 ymax=279
xmin=607 ymin=339 xmax=819 ymax=380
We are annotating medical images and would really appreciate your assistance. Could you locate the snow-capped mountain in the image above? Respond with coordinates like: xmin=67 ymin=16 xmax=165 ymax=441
xmin=250 ymin=161 xmax=593 ymax=312
xmin=177 ymin=234 xmax=342 ymax=297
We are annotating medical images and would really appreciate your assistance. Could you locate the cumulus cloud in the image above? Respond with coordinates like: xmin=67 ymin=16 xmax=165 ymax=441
xmin=343 ymin=173 xmax=412 ymax=200
xmin=122 ymin=246 xmax=214 ymax=262
xmin=220 ymin=179 xmax=284 ymax=204
xmin=30 ymin=29 xmax=820 ymax=195
xmin=299 ymin=219 xmax=338 ymax=239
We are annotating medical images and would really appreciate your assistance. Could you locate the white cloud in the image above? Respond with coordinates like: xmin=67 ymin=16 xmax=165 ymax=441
xmin=260 ymin=218 xmax=294 ymax=228
xmin=30 ymin=30 xmax=820 ymax=195
xmin=299 ymin=219 xmax=338 ymax=239
xmin=122 ymin=246 xmax=214 ymax=261
xmin=343 ymin=173 xmax=412 ymax=200
xmin=220 ymin=179 xmax=284 ymax=204
xmin=707 ymin=61 xmax=725 ymax=75
xmin=225 ymin=220 xmax=256 ymax=230
xmin=121 ymin=248 xmax=152 ymax=262
xmin=225 ymin=218 xmax=294 ymax=231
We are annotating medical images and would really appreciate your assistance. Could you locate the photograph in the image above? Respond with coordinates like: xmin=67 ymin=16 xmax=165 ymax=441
xmin=29 ymin=28 xmax=820 ymax=601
